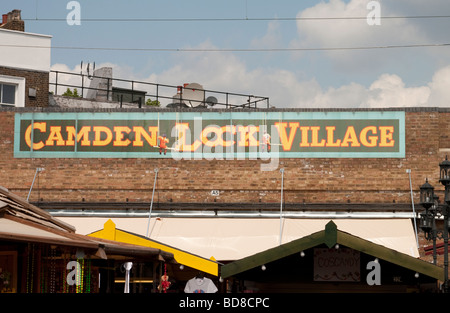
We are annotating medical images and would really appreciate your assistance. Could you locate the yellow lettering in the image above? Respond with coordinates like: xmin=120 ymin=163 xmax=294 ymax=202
xmin=93 ymin=126 xmax=113 ymax=146
xmin=25 ymin=122 xmax=46 ymax=150
xmin=113 ymin=126 xmax=131 ymax=146
xmin=275 ymin=122 xmax=299 ymax=150
xmin=299 ymin=126 xmax=310 ymax=147
xmin=379 ymin=126 xmax=395 ymax=147
xmin=221 ymin=125 xmax=236 ymax=147
xmin=236 ymin=126 xmax=248 ymax=147
xmin=174 ymin=123 xmax=201 ymax=152
xmin=45 ymin=126 xmax=66 ymax=146
xmin=247 ymin=125 xmax=259 ymax=147
xmin=310 ymin=126 xmax=325 ymax=147
xmin=132 ymin=126 xmax=158 ymax=147
xmin=235 ymin=125 xmax=259 ymax=147
xmin=325 ymin=126 xmax=342 ymax=147
xmin=341 ymin=126 xmax=361 ymax=147
xmin=201 ymin=126 xmax=223 ymax=147
xmin=66 ymin=126 xmax=91 ymax=146
xmin=360 ymin=126 xmax=378 ymax=147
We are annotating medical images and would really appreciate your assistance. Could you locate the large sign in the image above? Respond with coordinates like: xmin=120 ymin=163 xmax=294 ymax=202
xmin=14 ymin=111 xmax=405 ymax=159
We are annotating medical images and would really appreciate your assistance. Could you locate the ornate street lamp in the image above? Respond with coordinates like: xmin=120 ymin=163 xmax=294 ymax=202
xmin=419 ymin=178 xmax=434 ymax=209
xmin=419 ymin=179 xmax=435 ymax=238
xmin=439 ymin=155 xmax=450 ymax=186
xmin=419 ymin=157 xmax=450 ymax=293
xmin=439 ymin=156 xmax=450 ymax=293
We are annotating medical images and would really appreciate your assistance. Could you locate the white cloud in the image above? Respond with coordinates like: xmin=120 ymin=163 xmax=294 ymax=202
xmin=291 ymin=0 xmax=431 ymax=72
xmin=366 ymin=74 xmax=430 ymax=108
xmin=428 ymin=65 xmax=450 ymax=107
xmin=250 ymin=20 xmax=282 ymax=50
xmin=49 ymin=63 xmax=82 ymax=95
xmin=305 ymin=66 xmax=450 ymax=109
xmin=296 ymin=0 xmax=427 ymax=46
xmin=51 ymin=44 xmax=450 ymax=109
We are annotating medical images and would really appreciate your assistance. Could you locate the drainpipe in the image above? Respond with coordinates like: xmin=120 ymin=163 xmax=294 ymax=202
xmin=146 ymin=168 xmax=159 ymax=237
xmin=407 ymin=169 xmax=419 ymax=249
xmin=279 ymin=168 xmax=284 ymax=245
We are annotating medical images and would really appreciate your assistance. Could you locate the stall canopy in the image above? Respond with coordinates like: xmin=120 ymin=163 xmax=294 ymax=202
xmin=220 ymin=221 xmax=443 ymax=281
xmin=0 ymin=186 xmax=174 ymax=262
xmin=88 ymin=219 xmax=220 ymax=276
xmin=60 ymin=216 xmax=420 ymax=262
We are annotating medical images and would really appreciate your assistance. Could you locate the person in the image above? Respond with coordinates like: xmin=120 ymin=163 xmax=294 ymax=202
xmin=159 ymin=133 xmax=169 ymax=155
xmin=262 ymin=131 xmax=271 ymax=152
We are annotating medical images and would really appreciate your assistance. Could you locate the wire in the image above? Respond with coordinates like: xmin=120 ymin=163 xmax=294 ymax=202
xmin=1 ymin=43 xmax=449 ymax=52
xmin=27 ymin=15 xmax=450 ymax=22
xmin=22 ymin=15 xmax=450 ymax=23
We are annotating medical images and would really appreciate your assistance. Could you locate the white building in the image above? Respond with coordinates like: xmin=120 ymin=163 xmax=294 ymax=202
xmin=0 ymin=9 xmax=51 ymax=107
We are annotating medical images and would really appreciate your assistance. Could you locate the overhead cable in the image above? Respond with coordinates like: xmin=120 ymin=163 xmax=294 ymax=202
xmin=1 ymin=42 xmax=449 ymax=52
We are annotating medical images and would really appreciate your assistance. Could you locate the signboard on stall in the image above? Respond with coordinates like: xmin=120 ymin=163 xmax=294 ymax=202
xmin=313 ymin=248 xmax=361 ymax=282
xmin=14 ymin=111 xmax=405 ymax=159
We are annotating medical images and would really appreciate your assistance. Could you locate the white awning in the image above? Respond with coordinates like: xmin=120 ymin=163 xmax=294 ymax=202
xmin=59 ymin=217 xmax=420 ymax=261
xmin=0 ymin=218 xmax=73 ymax=242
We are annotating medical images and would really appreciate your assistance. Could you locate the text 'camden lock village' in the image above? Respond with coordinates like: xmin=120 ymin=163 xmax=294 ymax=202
xmin=20 ymin=119 xmax=398 ymax=155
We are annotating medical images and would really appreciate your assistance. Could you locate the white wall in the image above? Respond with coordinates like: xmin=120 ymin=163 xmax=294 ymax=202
xmin=50 ymin=95 xmax=138 ymax=109
xmin=0 ymin=28 xmax=52 ymax=72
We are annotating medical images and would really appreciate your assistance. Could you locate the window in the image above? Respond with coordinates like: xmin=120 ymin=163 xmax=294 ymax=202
xmin=0 ymin=83 xmax=16 ymax=105
xmin=0 ymin=75 xmax=25 ymax=107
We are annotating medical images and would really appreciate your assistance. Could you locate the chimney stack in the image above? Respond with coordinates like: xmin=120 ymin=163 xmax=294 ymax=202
xmin=0 ymin=9 xmax=25 ymax=32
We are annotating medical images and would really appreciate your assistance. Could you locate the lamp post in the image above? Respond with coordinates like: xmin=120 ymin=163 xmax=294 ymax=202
xmin=419 ymin=157 xmax=450 ymax=293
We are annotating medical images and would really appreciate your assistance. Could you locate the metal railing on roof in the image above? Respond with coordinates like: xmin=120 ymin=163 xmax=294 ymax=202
xmin=49 ymin=70 xmax=270 ymax=109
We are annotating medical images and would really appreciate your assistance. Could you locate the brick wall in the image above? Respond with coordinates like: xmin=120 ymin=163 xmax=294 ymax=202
xmin=0 ymin=108 xmax=448 ymax=206
xmin=0 ymin=67 xmax=49 ymax=107
xmin=2 ymin=107 xmax=447 ymax=268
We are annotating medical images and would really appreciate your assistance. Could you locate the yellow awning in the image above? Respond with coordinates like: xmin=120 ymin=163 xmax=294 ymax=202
xmin=88 ymin=219 xmax=219 ymax=276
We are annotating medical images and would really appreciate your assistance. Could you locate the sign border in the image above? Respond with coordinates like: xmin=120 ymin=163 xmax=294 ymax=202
xmin=14 ymin=111 xmax=405 ymax=159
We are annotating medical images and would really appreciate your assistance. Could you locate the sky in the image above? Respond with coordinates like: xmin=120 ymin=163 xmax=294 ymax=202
xmin=2 ymin=0 xmax=450 ymax=108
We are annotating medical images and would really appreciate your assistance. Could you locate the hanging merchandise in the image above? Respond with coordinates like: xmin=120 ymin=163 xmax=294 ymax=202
xmin=184 ymin=272 xmax=218 ymax=293
xmin=76 ymin=258 xmax=84 ymax=293
xmin=26 ymin=243 xmax=35 ymax=293
xmin=158 ymin=263 xmax=171 ymax=293
xmin=49 ymin=246 xmax=56 ymax=293
xmin=85 ymin=259 xmax=91 ymax=293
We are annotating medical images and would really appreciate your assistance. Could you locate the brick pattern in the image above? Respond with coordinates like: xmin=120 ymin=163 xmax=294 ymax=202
xmin=0 ymin=108 xmax=448 ymax=205
xmin=0 ymin=67 xmax=49 ymax=107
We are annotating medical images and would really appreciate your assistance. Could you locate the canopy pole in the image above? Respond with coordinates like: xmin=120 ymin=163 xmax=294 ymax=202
xmin=279 ymin=168 xmax=284 ymax=245
xmin=27 ymin=167 xmax=44 ymax=201
xmin=146 ymin=168 xmax=159 ymax=237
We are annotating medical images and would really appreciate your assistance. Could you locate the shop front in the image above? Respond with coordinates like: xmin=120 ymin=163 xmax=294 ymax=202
xmin=0 ymin=186 xmax=175 ymax=293
xmin=220 ymin=221 xmax=443 ymax=293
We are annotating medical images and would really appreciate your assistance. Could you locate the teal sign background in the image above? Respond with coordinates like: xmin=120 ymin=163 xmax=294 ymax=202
xmin=14 ymin=111 xmax=405 ymax=159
